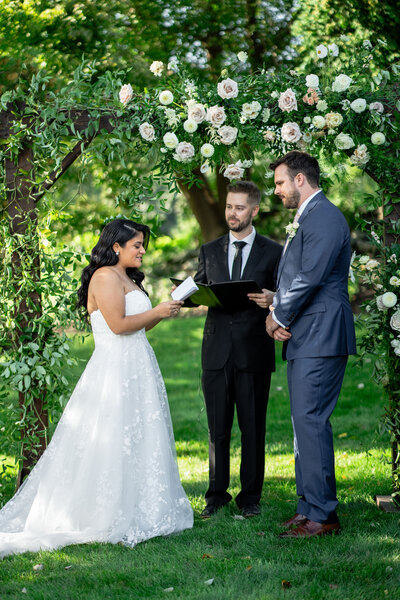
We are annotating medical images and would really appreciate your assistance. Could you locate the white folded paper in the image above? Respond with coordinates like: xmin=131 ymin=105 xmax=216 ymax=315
xmin=171 ymin=276 xmax=199 ymax=301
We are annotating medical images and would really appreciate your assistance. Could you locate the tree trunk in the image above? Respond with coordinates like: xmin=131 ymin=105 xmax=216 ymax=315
xmin=5 ymin=142 xmax=48 ymax=488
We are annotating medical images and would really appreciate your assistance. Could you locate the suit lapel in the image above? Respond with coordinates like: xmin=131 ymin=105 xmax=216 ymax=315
xmin=217 ymin=235 xmax=230 ymax=281
xmin=241 ymin=234 xmax=264 ymax=280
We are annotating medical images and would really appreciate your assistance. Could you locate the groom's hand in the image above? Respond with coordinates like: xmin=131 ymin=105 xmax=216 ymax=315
xmin=266 ymin=312 xmax=292 ymax=340
xmin=248 ymin=288 xmax=274 ymax=308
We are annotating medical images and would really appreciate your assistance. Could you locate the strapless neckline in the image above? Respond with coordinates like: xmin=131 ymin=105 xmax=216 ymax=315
xmin=89 ymin=289 xmax=143 ymax=317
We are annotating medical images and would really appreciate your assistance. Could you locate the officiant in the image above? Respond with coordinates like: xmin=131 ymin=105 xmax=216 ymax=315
xmin=195 ymin=181 xmax=282 ymax=518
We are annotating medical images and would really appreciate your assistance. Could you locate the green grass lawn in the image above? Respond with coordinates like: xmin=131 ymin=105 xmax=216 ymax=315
xmin=1 ymin=315 xmax=399 ymax=599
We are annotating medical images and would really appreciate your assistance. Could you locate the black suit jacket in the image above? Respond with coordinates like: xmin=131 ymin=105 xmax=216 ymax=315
xmin=194 ymin=233 xmax=282 ymax=372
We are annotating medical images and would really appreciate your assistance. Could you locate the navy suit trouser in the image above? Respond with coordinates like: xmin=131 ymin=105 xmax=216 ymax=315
xmin=202 ymin=353 xmax=271 ymax=508
xmin=287 ymin=355 xmax=348 ymax=524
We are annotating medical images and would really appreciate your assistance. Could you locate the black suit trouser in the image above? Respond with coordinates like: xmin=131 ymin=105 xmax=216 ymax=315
xmin=202 ymin=353 xmax=271 ymax=508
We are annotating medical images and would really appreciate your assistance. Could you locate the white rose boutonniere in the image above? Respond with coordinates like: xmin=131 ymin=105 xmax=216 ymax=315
xmin=285 ymin=220 xmax=300 ymax=240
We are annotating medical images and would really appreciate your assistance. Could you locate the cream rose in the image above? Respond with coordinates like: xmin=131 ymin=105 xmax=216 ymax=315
xmin=217 ymin=78 xmax=239 ymax=99
xmin=173 ymin=141 xmax=195 ymax=162
xmin=119 ymin=84 xmax=133 ymax=106
xmin=369 ymin=102 xmax=384 ymax=113
xmin=188 ymin=103 xmax=207 ymax=124
xmin=350 ymin=144 xmax=370 ymax=166
xmin=149 ymin=61 xmax=164 ymax=77
xmin=391 ymin=310 xmax=400 ymax=331
xmin=263 ymin=130 xmax=276 ymax=142
xmin=382 ymin=292 xmax=397 ymax=308
xmin=223 ymin=162 xmax=245 ymax=180
xmin=390 ymin=276 xmax=400 ymax=286
xmin=242 ymin=101 xmax=262 ymax=119
xmin=325 ymin=112 xmax=343 ymax=128
xmin=350 ymin=98 xmax=367 ymax=113
xmin=371 ymin=132 xmax=386 ymax=145
xmin=332 ymin=74 xmax=352 ymax=92
xmin=218 ymin=125 xmax=238 ymax=145
xmin=278 ymin=88 xmax=298 ymax=112
xmin=163 ymin=131 xmax=179 ymax=149
xmin=313 ymin=115 xmax=326 ymax=129
xmin=334 ymin=132 xmax=355 ymax=149
xmin=365 ymin=259 xmax=379 ymax=270
xmin=200 ymin=162 xmax=211 ymax=174
xmin=281 ymin=122 xmax=302 ymax=143
xmin=207 ymin=105 xmax=227 ymax=127
xmin=139 ymin=122 xmax=156 ymax=142
xmin=306 ymin=74 xmax=319 ymax=89
xmin=159 ymin=90 xmax=174 ymax=105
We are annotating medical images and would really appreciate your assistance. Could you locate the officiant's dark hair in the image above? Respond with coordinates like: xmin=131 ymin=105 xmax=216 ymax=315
xmin=227 ymin=181 xmax=261 ymax=205
xmin=77 ymin=218 xmax=150 ymax=315
xmin=270 ymin=151 xmax=320 ymax=187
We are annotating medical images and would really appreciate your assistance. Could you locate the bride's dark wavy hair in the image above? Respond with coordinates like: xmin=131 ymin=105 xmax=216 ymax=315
xmin=77 ymin=219 xmax=150 ymax=314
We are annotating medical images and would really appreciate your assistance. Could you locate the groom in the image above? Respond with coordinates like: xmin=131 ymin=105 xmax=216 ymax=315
xmin=195 ymin=180 xmax=282 ymax=518
xmin=266 ymin=151 xmax=356 ymax=538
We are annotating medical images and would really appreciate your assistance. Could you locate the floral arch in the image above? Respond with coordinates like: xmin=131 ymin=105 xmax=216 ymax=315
xmin=1 ymin=39 xmax=400 ymax=498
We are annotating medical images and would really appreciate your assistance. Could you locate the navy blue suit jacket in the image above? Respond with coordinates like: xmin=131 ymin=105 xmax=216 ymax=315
xmin=274 ymin=192 xmax=356 ymax=360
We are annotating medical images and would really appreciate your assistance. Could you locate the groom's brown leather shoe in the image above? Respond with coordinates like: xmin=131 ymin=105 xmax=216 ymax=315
xmin=279 ymin=519 xmax=340 ymax=538
xmin=280 ymin=513 xmax=308 ymax=529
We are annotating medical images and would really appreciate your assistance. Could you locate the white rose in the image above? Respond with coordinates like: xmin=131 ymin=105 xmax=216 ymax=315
xmin=303 ymin=132 xmax=312 ymax=143
xmin=390 ymin=276 xmax=400 ymax=286
xmin=242 ymin=101 xmax=262 ymax=119
xmin=119 ymin=84 xmax=133 ymax=106
xmin=313 ymin=115 xmax=326 ymax=129
xmin=332 ymin=74 xmax=352 ymax=92
xmin=163 ymin=131 xmax=179 ymax=149
xmin=200 ymin=143 xmax=214 ymax=158
xmin=390 ymin=311 xmax=400 ymax=331
xmin=382 ymin=292 xmax=397 ymax=308
xmin=350 ymin=98 xmax=367 ymax=113
xmin=217 ymin=78 xmax=239 ymax=99
xmin=303 ymin=116 xmax=311 ymax=124
xmin=139 ymin=122 xmax=156 ymax=142
xmin=223 ymin=162 xmax=245 ymax=180
xmin=376 ymin=295 xmax=386 ymax=311
xmin=278 ymin=88 xmax=298 ymax=112
xmin=365 ymin=259 xmax=379 ymax=270
xmin=350 ymin=144 xmax=370 ymax=166
xmin=369 ymin=102 xmax=384 ymax=113
xmin=334 ymin=132 xmax=355 ymax=150
xmin=359 ymin=255 xmax=370 ymax=264
xmin=207 ymin=105 xmax=227 ymax=127
xmin=328 ymin=43 xmax=339 ymax=56
xmin=263 ymin=130 xmax=276 ymax=142
xmin=200 ymin=162 xmax=211 ymax=174
xmin=173 ymin=141 xmax=195 ymax=162
xmin=306 ymin=74 xmax=319 ymax=88
xmin=218 ymin=125 xmax=238 ymax=145
xmin=316 ymin=44 xmax=328 ymax=59
xmin=149 ymin=60 xmax=164 ymax=77
xmin=188 ymin=103 xmax=207 ymax=124
xmin=240 ymin=115 xmax=247 ymax=124
xmin=159 ymin=90 xmax=174 ymax=105
xmin=371 ymin=132 xmax=386 ymax=145
xmin=325 ymin=112 xmax=343 ymax=128
xmin=183 ymin=119 xmax=198 ymax=133
xmin=237 ymin=51 xmax=248 ymax=62
xmin=316 ymin=100 xmax=328 ymax=111
xmin=281 ymin=122 xmax=302 ymax=143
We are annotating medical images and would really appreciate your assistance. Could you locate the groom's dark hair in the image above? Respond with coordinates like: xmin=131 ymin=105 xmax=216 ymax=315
xmin=270 ymin=151 xmax=320 ymax=187
xmin=227 ymin=180 xmax=261 ymax=205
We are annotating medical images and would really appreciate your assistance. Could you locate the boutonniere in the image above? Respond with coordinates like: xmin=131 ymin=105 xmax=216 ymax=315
xmin=285 ymin=221 xmax=300 ymax=240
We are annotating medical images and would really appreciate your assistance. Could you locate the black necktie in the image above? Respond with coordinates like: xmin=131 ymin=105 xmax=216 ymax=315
xmin=231 ymin=241 xmax=246 ymax=280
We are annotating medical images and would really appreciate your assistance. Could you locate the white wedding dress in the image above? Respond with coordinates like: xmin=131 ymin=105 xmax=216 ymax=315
xmin=0 ymin=290 xmax=193 ymax=558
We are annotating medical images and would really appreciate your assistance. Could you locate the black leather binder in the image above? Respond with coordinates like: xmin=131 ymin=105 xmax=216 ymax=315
xmin=170 ymin=278 xmax=263 ymax=310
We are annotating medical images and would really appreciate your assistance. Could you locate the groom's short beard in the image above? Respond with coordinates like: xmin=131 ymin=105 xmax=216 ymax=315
xmin=283 ymin=189 xmax=301 ymax=209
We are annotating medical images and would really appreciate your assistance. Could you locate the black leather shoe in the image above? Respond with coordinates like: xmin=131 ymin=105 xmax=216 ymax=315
xmin=241 ymin=504 xmax=261 ymax=518
xmin=200 ymin=504 xmax=223 ymax=519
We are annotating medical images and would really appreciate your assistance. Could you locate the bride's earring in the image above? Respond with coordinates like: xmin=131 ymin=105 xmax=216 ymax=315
xmin=115 ymin=251 xmax=119 ymax=256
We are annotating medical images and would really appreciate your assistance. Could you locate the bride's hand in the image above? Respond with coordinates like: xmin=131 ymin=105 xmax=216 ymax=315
xmin=155 ymin=300 xmax=183 ymax=319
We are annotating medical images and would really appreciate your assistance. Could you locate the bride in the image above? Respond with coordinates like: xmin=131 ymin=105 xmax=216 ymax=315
xmin=0 ymin=218 xmax=193 ymax=558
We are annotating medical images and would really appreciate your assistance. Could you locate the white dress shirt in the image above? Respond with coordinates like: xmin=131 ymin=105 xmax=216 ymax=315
xmin=272 ymin=189 xmax=321 ymax=328
xmin=228 ymin=226 xmax=256 ymax=278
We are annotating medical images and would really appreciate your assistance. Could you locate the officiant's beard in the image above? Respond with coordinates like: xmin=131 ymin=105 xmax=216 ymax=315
xmin=226 ymin=214 xmax=252 ymax=233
